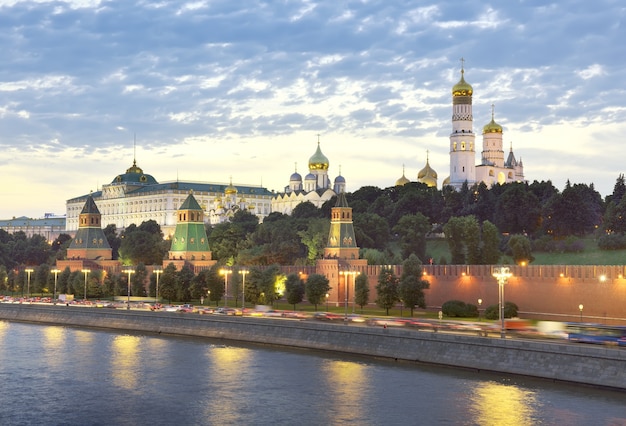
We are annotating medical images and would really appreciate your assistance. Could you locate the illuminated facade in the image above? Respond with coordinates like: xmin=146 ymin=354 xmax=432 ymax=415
xmin=443 ymin=63 xmax=525 ymax=189
xmin=272 ymin=140 xmax=346 ymax=215
xmin=66 ymin=160 xmax=274 ymax=237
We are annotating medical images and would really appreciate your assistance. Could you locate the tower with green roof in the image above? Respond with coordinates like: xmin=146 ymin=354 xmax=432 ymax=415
xmin=67 ymin=194 xmax=112 ymax=260
xmin=168 ymin=191 xmax=215 ymax=271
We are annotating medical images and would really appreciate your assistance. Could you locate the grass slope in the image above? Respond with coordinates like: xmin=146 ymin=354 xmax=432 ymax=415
xmin=426 ymin=238 xmax=626 ymax=265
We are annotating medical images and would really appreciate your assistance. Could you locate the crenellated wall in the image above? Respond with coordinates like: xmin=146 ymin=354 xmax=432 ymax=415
xmin=307 ymin=263 xmax=626 ymax=325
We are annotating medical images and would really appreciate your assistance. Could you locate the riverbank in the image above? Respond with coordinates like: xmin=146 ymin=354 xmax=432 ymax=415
xmin=1 ymin=304 xmax=625 ymax=391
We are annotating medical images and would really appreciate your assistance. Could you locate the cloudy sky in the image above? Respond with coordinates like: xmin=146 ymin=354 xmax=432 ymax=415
xmin=1 ymin=0 xmax=625 ymax=219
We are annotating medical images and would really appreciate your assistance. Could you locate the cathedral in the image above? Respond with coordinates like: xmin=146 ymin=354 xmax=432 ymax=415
xmin=396 ymin=62 xmax=525 ymax=189
xmin=271 ymin=139 xmax=346 ymax=215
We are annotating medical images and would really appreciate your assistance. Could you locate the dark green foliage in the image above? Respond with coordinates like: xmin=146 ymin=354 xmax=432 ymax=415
xmin=598 ymin=234 xmax=626 ymax=250
xmin=375 ymin=267 xmax=398 ymax=315
xmin=484 ymin=301 xmax=519 ymax=320
xmin=442 ymin=300 xmax=469 ymax=317
xmin=305 ymin=273 xmax=330 ymax=311
xmin=354 ymin=273 xmax=369 ymax=311
xmin=507 ymin=234 xmax=535 ymax=265
xmin=393 ymin=213 xmax=430 ymax=260
xmin=285 ymin=273 xmax=305 ymax=309
xmin=398 ymin=254 xmax=429 ymax=316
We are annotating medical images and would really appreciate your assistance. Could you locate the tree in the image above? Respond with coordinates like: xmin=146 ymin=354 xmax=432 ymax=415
xmin=177 ymin=264 xmax=194 ymax=302
xmin=354 ymin=273 xmax=370 ymax=312
xmin=131 ymin=263 xmax=148 ymax=297
xmin=397 ymin=254 xmax=430 ymax=316
xmin=353 ymin=213 xmax=390 ymax=250
xmin=119 ymin=221 xmax=167 ymax=265
xmin=297 ymin=219 xmax=329 ymax=264
xmin=443 ymin=216 xmax=468 ymax=264
xmin=480 ymin=220 xmax=501 ymax=264
xmin=158 ymin=263 xmax=179 ymax=303
xmin=507 ymin=234 xmax=534 ymax=265
xmin=284 ymin=273 xmax=305 ymax=310
xmin=392 ymin=213 xmax=430 ymax=260
xmin=375 ymin=267 xmax=398 ymax=315
xmin=305 ymin=274 xmax=330 ymax=311
xmin=494 ymin=183 xmax=541 ymax=235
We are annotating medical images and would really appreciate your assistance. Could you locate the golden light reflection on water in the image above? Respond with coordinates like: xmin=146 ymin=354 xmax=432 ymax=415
xmin=323 ymin=360 xmax=369 ymax=422
xmin=111 ymin=334 xmax=142 ymax=390
xmin=42 ymin=326 xmax=66 ymax=370
xmin=204 ymin=345 xmax=253 ymax=422
xmin=469 ymin=381 xmax=538 ymax=425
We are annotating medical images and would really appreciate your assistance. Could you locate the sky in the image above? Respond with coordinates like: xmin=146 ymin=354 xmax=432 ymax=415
xmin=1 ymin=0 xmax=625 ymax=219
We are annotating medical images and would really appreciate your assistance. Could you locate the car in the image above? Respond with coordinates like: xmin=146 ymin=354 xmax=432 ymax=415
xmin=313 ymin=312 xmax=343 ymax=321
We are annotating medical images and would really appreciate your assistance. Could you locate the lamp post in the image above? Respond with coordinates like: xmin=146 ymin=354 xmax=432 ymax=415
xmin=220 ymin=268 xmax=232 ymax=307
xmin=207 ymin=290 xmax=211 ymax=306
xmin=339 ymin=271 xmax=348 ymax=321
xmin=478 ymin=298 xmax=482 ymax=321
xmin=325 ymin=293 xmax=329 ymax=311
xmin=125 ymin=268 xmax=135 ymax=310
xmin=492 ymin=266 xmax=512 ymax=339
xmin=154 ymin=268 xmax=162 ymax=304
xmin=239 ymin=269 xmax=249 ymax=311
xmin=81 ymin=269 xmax=90 ymax=301
xmin=51 ymin=269 xmax=61 ymax=305
xmin=579 ymin=304 xmax=584 ymax=322
xmin=25 ymin=268 xmax=33 ymax=300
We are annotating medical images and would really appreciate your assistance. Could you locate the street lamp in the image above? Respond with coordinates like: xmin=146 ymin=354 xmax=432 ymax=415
xmin=51 ymin=268 xmax=61 ymax=305
xmin=81 ymin=269 xmax=90 ymax=301
xmin=325 ymin=293 xmax=329 ymax=311
xmin=220 ymin=268 xmax=232 ymax=307
xmin=492 ymin=266 xmax=512 ymax=339
xmin=25 ymin=268 xmax=34 ymax=300
xmin=478 ymin=298 xmax=482 ymax=321
xmin=579 ymin=304 xmax=584 ymax=322
xmin=125 ymin=268 xmax=135 ymax=310
xmin=153 ymin=268 xmax=162 ymax=304
xmin=239 ymin=269 xmax=249 ymax=311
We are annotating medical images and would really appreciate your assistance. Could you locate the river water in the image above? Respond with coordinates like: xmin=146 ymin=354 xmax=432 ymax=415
xmin=0 ymin=321 xmax=624 ymax=426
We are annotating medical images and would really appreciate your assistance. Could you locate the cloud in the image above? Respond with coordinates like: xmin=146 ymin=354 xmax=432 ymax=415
xmin=0 ymin=0 xmax=625 ymax=218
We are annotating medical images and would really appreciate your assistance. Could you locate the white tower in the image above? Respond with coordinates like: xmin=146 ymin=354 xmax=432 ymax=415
xmin=449 ymin=60 xmax=476 ymax=189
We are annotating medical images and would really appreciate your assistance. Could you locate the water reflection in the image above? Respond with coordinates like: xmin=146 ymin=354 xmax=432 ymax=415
xmin=469 ymin=381 xmax=539 ymax=425
xmin=42 ymin=326 xmax=66 ymax=370
xmin=111 ymin=334 xmax=142 ymax=390
xmin=206 ymin=345 xmax=254 ymax=423
xmin=323 ymin=360 xmax=369 ymax=423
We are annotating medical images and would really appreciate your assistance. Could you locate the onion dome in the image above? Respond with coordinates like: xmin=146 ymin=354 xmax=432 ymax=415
xmin=334 ymin=175 xmax=345 ymax=184
xmin=305 ymin=173 xmax=316 ymax=181
xmin=225 ymin=178 xmax=237 ymax=195
xmin=395 ymin=165 xmax=410 ymax=186
xmin=290 ymin=171 xmax=302 ymax=182
xmin=442 ymin=176 xmax=451 ymax=187
xmin=418 ymin=155 xmax=438 ymax=188
xmin=308 ymin=141 xmax=329 ymax=171
xmin=452 ymin=67 xmax=473 ymax=97
xmin=483 ymin=105 xmax=503 ymax=134
xmin=247 ymin=204 xmax=256 ymax=211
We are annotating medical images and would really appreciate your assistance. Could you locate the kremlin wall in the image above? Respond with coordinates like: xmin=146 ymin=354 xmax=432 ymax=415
xmin=3 ymin=64 xmax=625 ymax=326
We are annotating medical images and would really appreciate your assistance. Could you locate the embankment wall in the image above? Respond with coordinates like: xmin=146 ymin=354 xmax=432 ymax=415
xmin=1 ymin=304 xmax=625 ymax=391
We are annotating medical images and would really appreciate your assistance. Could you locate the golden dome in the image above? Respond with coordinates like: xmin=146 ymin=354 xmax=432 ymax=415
xmin=418 ymin=153 xmax=437 ymax=188
xmin=452 ymin=68 xmax=473 ymax=97
xmin=308 ymin=141 xmax=329 ymax=171
xmin=483 ymin=105 xmax=503 ymax=134
xmin=225 ymin=178 xmax=237 ymax=195
xmin=395 ymin=165 xmax=410 ymax=186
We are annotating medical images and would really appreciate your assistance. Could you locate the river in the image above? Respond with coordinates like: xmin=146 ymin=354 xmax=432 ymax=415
xmin=0 ymin=321 xmax=624 ymax=425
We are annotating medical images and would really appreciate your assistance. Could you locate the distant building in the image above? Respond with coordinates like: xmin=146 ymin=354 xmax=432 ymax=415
xmin=443 ymin=62 xmax=525 ymax=188
xmin=0 ymin=215 xmax=66 ymax=241
xmin=271 ymin=140 xmax=346 ymax=215
xmin=65 ymin=159 xmax=274 ymax=237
